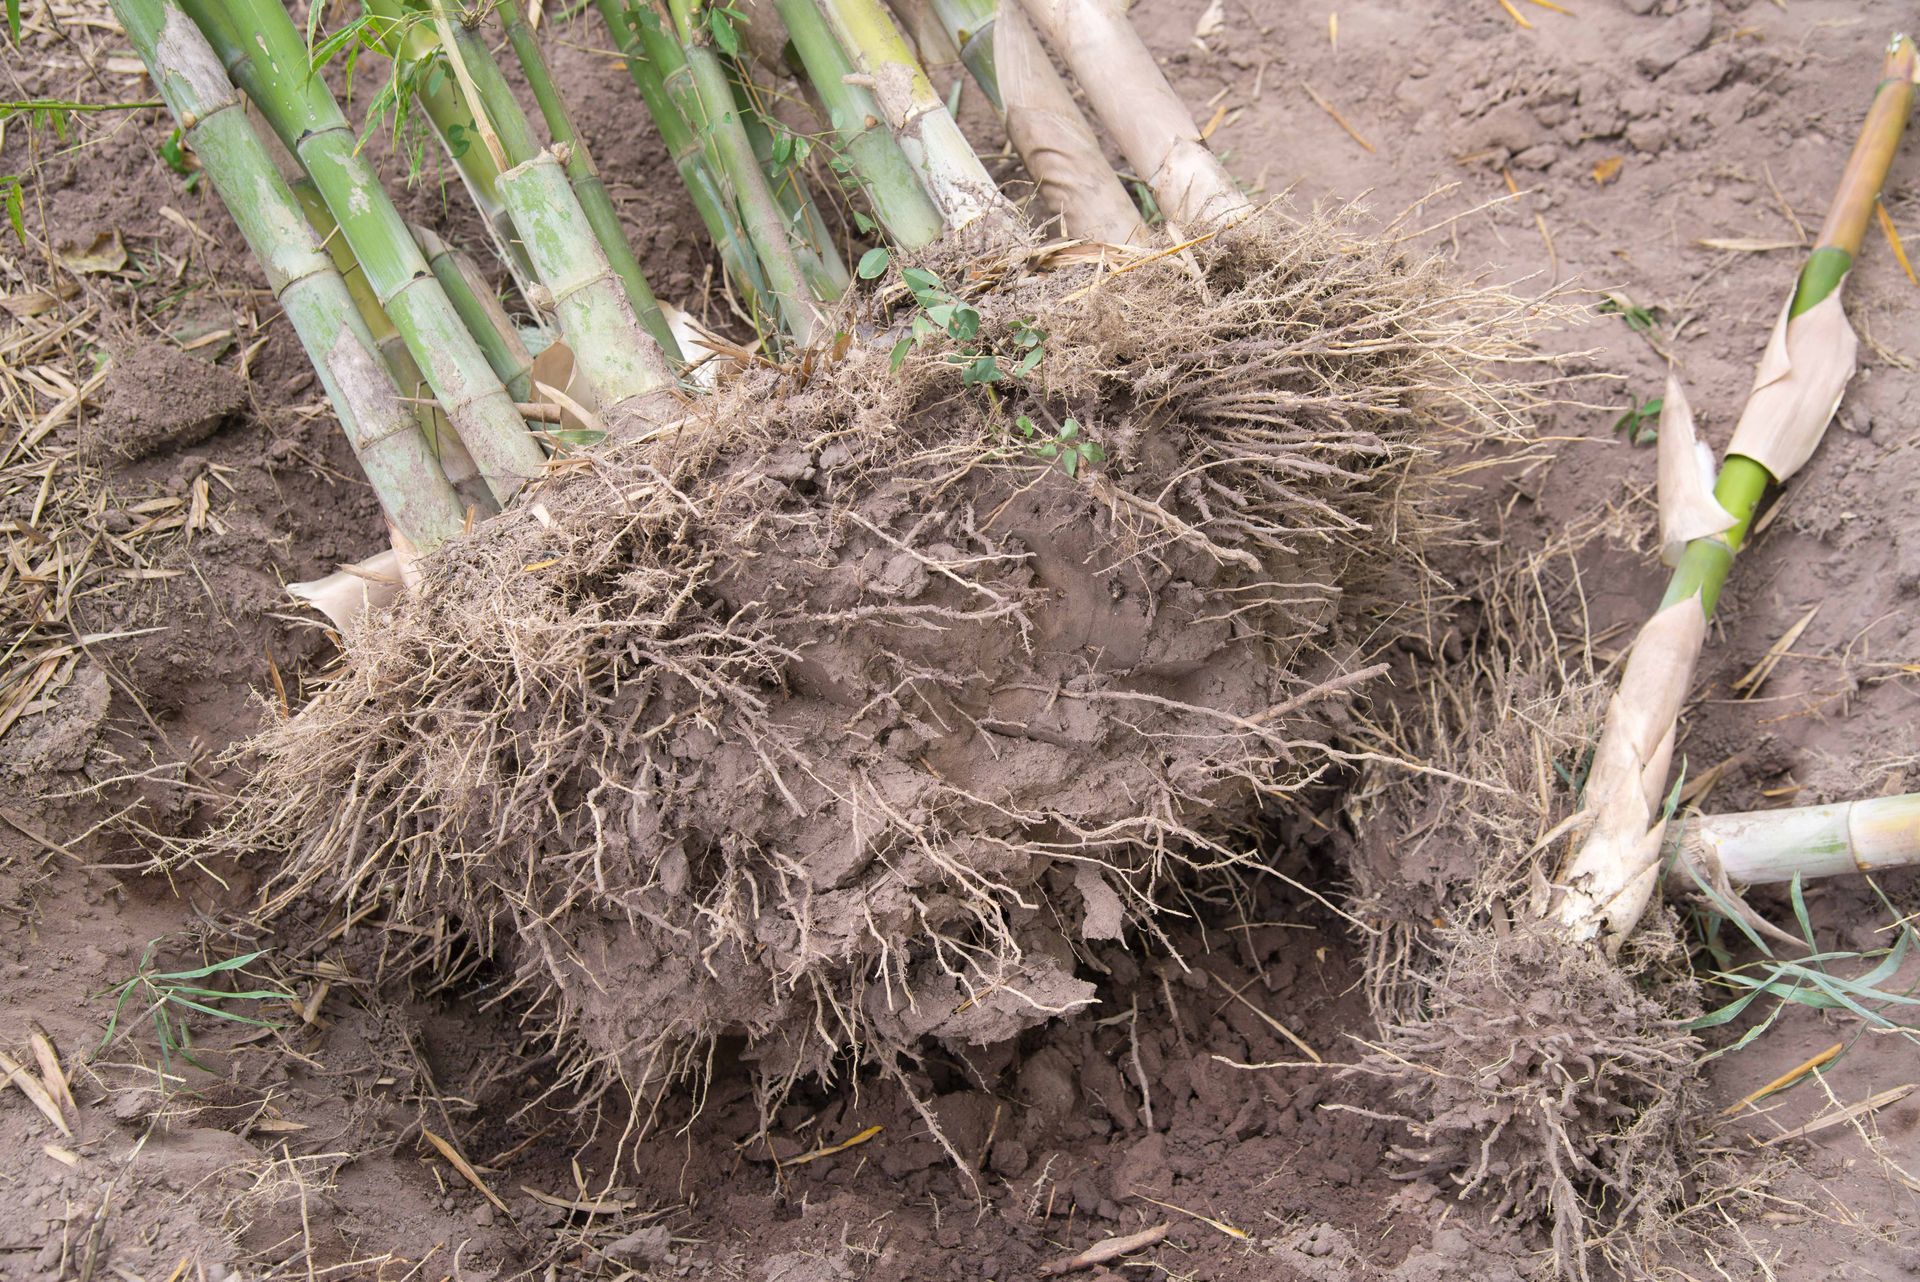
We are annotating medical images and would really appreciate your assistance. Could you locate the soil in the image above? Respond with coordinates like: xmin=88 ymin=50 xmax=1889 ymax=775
xmin=3 ymin=2 xmax=1919 ymax=1281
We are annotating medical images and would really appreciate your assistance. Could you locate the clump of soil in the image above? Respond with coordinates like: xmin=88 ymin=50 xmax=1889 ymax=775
xmin=232 ymin=214 xmax=1547 ymax=1106
xmin=79 ymin=340 xmax=247 ymax=463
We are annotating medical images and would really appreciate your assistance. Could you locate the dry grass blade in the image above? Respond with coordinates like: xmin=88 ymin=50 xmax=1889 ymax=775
xmin=1719 ymin=1041 xmax=1841 ymax=1117
xmin=29 ymin=1029 xmax=76 ymax=1116
xmin=1732 ymin=604 xmax=1819 ymax=697
xmin=421 ymin=1127 xmax=510 ymax=1214
xmin=777 ymin=1123 xmax=882 ymax=1168
xmin=1760 ymin=1084 xmax=1915 ymax=1146
xmin=520 ymin=1185 xmax=636 ymax=1214
xmin=1301 ymin=82 xmax=1375 ymax=153
xmin=1208 ymin=970 xmax=1322 ymax=1062
xmin=1038 ymin=1222 xmax=1171 ymax=1275
xmin=0 ymin=1049 xmax=72 ymax=1135
xmin=1134 ymin=1193 xmax=1249 ymax=1239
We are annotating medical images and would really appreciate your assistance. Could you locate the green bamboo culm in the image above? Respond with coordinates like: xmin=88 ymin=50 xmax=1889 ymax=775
xmin=1660 ymin=35 xmax=1916 ymax=618
xmin=289 ymin=178 xmax=498 ymax=515
xmin=662 ymin=0 xmax=820 ymax=343
xmin=596 ymin=0 xmax=773 ymax=323
xmin=773 ymin=0 xmax=942 ymax=249
xmin=925 ymin=0 xmax=1000 ymax=109
xmin=815 ymin=0 xmax=1012 ymax=232
xmin=428 ymin=0 xmax=539 ymax=168
xmin=729 ymin=69 xmax=850 ymax=300
xmin=419 ymin=0 xmax=677 ymax=418
xmin=360 ymin=0 xmax=537 ymax=291
xmin=410 ymin=224 xmax=537 ymax=403
xmin=496 ymin=151 xmax=680 ymax=422
xmin=116 ymin=0 xmax=467 ymax=548
xmin=489 ymin=0 xmax=683 ymax=363
xmin=181 ymin=0 xmax=547 ymax=502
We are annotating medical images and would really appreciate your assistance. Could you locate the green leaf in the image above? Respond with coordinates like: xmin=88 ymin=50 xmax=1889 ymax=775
xmin=6 ymin=0 xmax=20 ymax=45
xmin=709 ymin=8 xmax=740 ymax=56
xmin=925 ymin=302 xmax=955 ymax=328
xmin=902 ymin=267 xmax=941 ymax=294
xmin=857 ymin=246 xmax=891 ymax=279
xmin=1 ymin=176 xmax=23 ymax=244
xmin=889 ymin=337 xmax=911 ymax=372
xmin=961 ymin=356 xmax=1002 ymax=385
xmin=948 ymin=306 xmax=980 ymax=340
xmin=549 ymin=428 xmax=609 ymax=448
xmin=155 ymin=950 xmax=268 ymax=982
xmin=1062 ymin=451 xmax=1080 ymax=477
xmin=1012 ymin=347 xmax=1044 ymax=378
xmin=1058 ymin=419 xmax=1079 ymax=439
xmin=158 ymin=129 xmax=193 ymax=178
xmin=1015 ymin=415 xmax=1036 ymax=438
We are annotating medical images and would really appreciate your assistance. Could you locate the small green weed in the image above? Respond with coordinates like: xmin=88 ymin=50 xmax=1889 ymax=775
xmin=96 ymin=943 xmax=290 ymax=1082
xmin=1015 ymin=414 xmax=1104 ymax=477
xmin=860 ymin=255 xmax=1107 ymax=476
xmin=1681 ymin=862 xmax=1920 ymax=1062
xmin=1597 ymin=292 xmax=1659 ymax=334
xmin=1613 ymin=395 xmax=1662 ymax=446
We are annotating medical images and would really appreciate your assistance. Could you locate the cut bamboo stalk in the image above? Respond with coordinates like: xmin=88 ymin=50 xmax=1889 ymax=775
xmin=1555 ymin=34 xmax=1917 ymax=952
xmin=596 ymin=0 xmax=773 ymax=319
xmin=117 ymin=0 xmax=466 ymax=549
xmin=288 ymin=176 xmax=495 ymax=515
xmin=410 ymin=224 xmax=537 ymax=404
xmin=360 ymin=0 xmax=538 ymax=291
xmin=496 ymin=151 xmax=679 ymax=427
xmin=185 ymin=0 xmax=547 ymax=502
xmin=770 ymin=0 xmax=943 ymax=249
xmin=1682 ymin=793 xmax=1920 ymax=885
xmin=662 ymin=0 xmax=821 ymax=343
xmin=925 ymin=0 xmax=998 ymax=107
xmin=814 ymin=0 xmax=1016 ymax=233
xmin=1014 ymin=0 xmax=1248 ymax=230
xmin=991 ymin=3 xmax=1146 ymax=244
xmin=729 ymin=69 xmax=851 ymax=299
xmin=904 ymin=0 xmax=1141 ymax=242
xmin=488 ymin=0 xmax=683 ymax=361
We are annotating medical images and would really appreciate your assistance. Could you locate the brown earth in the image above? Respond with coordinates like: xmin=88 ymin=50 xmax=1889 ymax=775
xmin=3 ymin=1 xmax=1919 ymax=1280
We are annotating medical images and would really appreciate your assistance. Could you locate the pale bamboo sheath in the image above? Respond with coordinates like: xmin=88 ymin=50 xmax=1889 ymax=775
xmin=496 ymin=152 xmax=677 ymax=429
xmin=117 ymin=0 xmax=465 ymax=550
xmin=1553 ymin=597 xmax=1705 ymax=951
xmin=994 ymin=3 xmax=1145 ymax=244
xmin=1014 ymin=0 xmax=1246 ymax=230
xmin=1684 ymin=793 xmax=1920 ymax=885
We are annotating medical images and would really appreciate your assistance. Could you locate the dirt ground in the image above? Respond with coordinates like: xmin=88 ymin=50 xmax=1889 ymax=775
xmin=3 ymin=1 xmax=1919 ymax=1279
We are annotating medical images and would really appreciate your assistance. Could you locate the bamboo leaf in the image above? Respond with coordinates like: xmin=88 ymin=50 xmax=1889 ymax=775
xmin=154 ymin=950 xmax=268 ymax=981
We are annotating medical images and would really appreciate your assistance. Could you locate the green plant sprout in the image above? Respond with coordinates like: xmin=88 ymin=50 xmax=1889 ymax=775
xmin=1680 ymin=861 xmax=1920 ymax=1062
xmin=1613 ymin=395 xmax=1662 ymax=446
xmin=1016 ymin=415 xmax=1103 ymax=476
xmin=97 ymin=944 xmax=290 ymax=1082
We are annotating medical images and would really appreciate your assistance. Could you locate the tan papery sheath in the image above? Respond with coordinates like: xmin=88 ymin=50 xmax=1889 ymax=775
xmin=1655 ymin=375 xmax=1734 ymax=567
xmin=1555 ymin=596 xmax=1709 ymax=951
xmin=1014 ymin=0 xmax=1249 ymax=230
xmin=1725 ymin=286 xmax=1857 ymax=483
xmin=994 ymin=3 xmax=1147 ymax=244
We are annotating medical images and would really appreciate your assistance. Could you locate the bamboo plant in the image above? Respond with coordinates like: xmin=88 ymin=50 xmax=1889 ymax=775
xmin=126 ymin=0 xmax=1254 ymax=590
xmin=112 ymin=0 xmax=468 ymax=551
xmin=1556 ymin=34 xmax=1918 ymax=952
xmin=177 ymin=0 xmax=555 ymax=501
